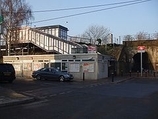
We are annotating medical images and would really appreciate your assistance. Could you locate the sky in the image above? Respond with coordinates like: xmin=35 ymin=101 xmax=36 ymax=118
xmin=26 ymin=0 xmax=158 ymax=40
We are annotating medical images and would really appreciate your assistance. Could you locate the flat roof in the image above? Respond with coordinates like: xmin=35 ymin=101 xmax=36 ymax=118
xmin=36 ymin=25 xmax=68 ymax=31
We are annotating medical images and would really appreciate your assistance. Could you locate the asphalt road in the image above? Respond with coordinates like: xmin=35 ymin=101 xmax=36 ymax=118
xmin=0 ymin=78 xmax=158 ymax=119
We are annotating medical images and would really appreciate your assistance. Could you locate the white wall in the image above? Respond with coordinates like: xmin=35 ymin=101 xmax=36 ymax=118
xmin=3 ymin=53 xmax=110 ymax=80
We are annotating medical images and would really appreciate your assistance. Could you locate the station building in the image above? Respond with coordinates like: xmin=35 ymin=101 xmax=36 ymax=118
xmin=3 ymin=53 xmax=112 ymax=81
xmin=1 ymin=25 xmax=114 ymax=80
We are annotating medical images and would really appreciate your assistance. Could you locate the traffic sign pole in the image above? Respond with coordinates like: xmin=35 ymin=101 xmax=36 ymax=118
xmin=137 ymin=46 xmax=146 ymax=77
xmin=140 ymin=51 xmax=142 ymax=77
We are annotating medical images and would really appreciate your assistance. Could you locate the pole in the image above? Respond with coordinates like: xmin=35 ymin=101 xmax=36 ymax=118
xmin=0 ymin=0 xmax=2 ymax=34
xmin=22 ymin=48 xmax=23 ymax=77
xmin=111 ymin=72 xmax=114 ymax=82
xmin=0 ymin=10 xmax=1 ymax=47
xmin=138 ymin=46 xmax=145 ymax=77
xmin=83 ymin=72 xmax=85 ymax=81
xmin=140 ymin=52 xmax=142 ymax=76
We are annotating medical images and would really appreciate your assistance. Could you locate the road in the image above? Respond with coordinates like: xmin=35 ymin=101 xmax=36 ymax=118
xmin=0 ymin=78 xmax=158 ymax=119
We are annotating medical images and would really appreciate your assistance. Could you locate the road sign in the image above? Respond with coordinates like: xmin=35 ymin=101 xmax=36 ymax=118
xmin=137 ymin=46 xmax=145 ymax=50
xmin=137 ymin=46 xmax=145 ymax=53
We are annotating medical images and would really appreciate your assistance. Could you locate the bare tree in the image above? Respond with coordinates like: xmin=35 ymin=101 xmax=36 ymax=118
xmin=153 ymin=32 xmax=158 ymax=40
xmin=1 ymin=0 xmax=33 ymax=55
xmin=82 ymin=25 xmax=110 ymax=44
xmin=123 ymin=35 xmax=134 ymax=41
xmin=135 ymin=31 xmax=148 ymax=40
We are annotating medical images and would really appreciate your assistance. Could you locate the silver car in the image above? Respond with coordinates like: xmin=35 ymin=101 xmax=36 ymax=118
xmin=32 ymin=67 xmax=73 ymax=82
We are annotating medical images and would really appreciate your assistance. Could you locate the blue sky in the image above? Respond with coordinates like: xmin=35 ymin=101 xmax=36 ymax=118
xmin=26 ymin=0 xmax=158 ymax=39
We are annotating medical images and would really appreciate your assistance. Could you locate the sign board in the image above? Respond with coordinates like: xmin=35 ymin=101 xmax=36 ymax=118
xmin=69 ymin=63 xmax=80 ymax=72
xmin=88 ymin=45 xmax=97 ymax=53
xmin=137 ymin=46 xmax=145 ymax=53
xmin=83 ymin=63 xmax=94 ymax=72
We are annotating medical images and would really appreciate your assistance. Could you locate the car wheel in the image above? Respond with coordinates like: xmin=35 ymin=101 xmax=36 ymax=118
xmin=36 ymin=75 xmax=41 ymax=80
xmin=8 ymin=80 xmax=13 ymax=83
xmin=41 ymin=77 xmax=45 ymax=80
xmin=59 ymin=76 xmax=64 ymax=82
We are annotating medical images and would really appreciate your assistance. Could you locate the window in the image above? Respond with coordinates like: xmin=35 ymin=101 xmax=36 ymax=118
xmin=62 ymin=60 xmax=67 ymax=62
xmin=44 ymin=63 xmax=49 ymax=68
xmin=50 ymin=62 xmax=61 ymax=70
xmin=82 ymin=59 xmax=95 ymax=61
xmin=69 ymin=60 xmax=74 ymax=62
xmin=62 ymin=62 xmax=68 ymax=71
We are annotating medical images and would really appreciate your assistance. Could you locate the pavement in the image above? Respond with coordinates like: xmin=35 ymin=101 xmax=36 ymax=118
xmin=0 ymin=76 xmax=133 ymax=107
xmin=0 ymin=86 xmax=35 ymax=107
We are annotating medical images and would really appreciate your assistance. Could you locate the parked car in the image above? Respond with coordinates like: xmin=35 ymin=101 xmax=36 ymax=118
xmin=32 ymin=67 xmax=73 ymax=82
xmin=0 ymin=63 xmax=16 ymax=83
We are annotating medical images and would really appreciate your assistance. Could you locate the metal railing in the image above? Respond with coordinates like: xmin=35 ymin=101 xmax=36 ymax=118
xmin=0 ymin=27 xmax=81 ymax=54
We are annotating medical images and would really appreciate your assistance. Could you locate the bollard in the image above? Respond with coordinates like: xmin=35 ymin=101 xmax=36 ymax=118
xmin=111 ymin=72 xmax=114 ymax=82
xmin=137 ymin=71 xmax=139 ymax=77
xmin=83 ymin=72 xmax=85 ymax=81
xmin=129 ymin=70 xmax=131 ymax=77
xmin=153 ymin=71 xmax=156 ymax=77
xmin=121 ymin=70 xmax=123 ymax=76
xmin=114 ymin=70 xmax=117 ymax=76
xmin=145 ymin=71 xmax=147 ymax=77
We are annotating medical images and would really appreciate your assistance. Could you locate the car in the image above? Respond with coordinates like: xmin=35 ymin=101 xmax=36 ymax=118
xmin=32 ymin=67 xmax=74 ymax=82
xmin=0 ymin=63 xmax=16 ymax=83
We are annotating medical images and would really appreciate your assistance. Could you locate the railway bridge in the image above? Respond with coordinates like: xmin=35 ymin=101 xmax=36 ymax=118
xmin=113 ymin=40 xmax=158 ymax=74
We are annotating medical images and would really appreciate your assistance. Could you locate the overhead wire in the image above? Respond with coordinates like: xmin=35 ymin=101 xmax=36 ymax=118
xmin=32 ymin=0 xmax=151 ymax=24
xmin=32 ymin=0 xmax=147 ymax=13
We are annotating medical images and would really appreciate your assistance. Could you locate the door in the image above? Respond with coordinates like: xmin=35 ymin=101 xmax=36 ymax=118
xmin=49 ymin=68 xmax=59 ymax=80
